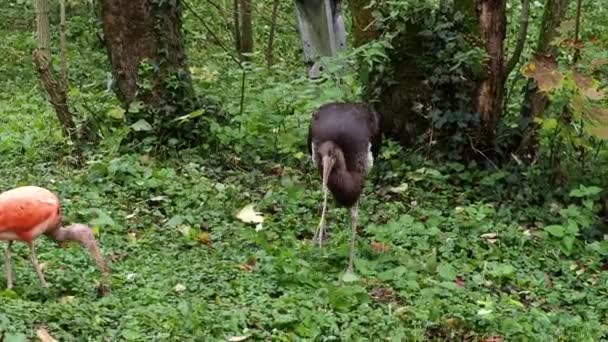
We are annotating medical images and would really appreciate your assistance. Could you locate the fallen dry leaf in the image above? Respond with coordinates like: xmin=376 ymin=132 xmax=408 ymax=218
xmin=36 ymin=327 xmax=58 ymax=342
xmin=591 ymin=57 xmax=608 ymax=69
xmin=573 ymin=70 xmax=592 ymax=90
xmin=482 ymin=336 xmax=504 ymax=342
xmin=455 ymin=277 xmax=465 ymax=288
xmin=388 ymin=183 xmax=408 ymax=194
xmin=371 ymin=241 xmax=391 ymax=253
xmin=197 ymin=232 xmax=212 ymax=246
xmin=238 ymin=256 xmax=257 ymax=272
xmin=522 ymin=56 xmax=563 ymax=92
xmin=236 ymin=204 xmax=264 ymax=225
xmin=227 ymin=335 xmax=250 ymax=342
xmin=480 ymin=233 xmax=498 ymax=244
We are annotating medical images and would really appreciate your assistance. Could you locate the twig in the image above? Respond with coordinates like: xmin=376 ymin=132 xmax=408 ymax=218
xmin=182 ymin=0 xmax=247 ymax=116
xmin=182 ymin=0 xmax=242 ymax=67
xmin=469 ymin=138 xmax=498 ymax=169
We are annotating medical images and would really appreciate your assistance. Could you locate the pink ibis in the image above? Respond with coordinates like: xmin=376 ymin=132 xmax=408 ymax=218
xmin=308 ymin=102 xmax=381 ymax=277
xmin=0 ymin=186 xmax=110 ymax=291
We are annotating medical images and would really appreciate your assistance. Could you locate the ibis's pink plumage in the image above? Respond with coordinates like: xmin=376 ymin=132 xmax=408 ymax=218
xmin=0 ymin=186 xmax=62 ymax=242
xmin=0 ymin=186 xmax=110 ymax=293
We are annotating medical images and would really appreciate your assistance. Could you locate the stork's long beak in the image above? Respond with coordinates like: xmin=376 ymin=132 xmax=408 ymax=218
xmin=317 ymin=155 xmax=335 ymax=246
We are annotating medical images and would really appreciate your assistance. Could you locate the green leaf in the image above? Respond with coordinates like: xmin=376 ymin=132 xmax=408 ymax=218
xmin=128 ymin=101 xmax=144 ymax=113
xmin=108 ymin=107 xmax=125 ymax=119
xmin=4 ymin=333 xmax=27 ymax=342
xmin=437 ymin=262 xmax=457 ymax=280
xmin=166 ymin=215 xmax=184 ymax=228
xmin=341 ymin=270 xmax=359 ymax=283
xmin=544 ymin=225 xmax=565 ymax=237
xmin=130 ymin=119 xmax=153 ymax=132
xmin=90 ymin=209 xmax=116 ymax=228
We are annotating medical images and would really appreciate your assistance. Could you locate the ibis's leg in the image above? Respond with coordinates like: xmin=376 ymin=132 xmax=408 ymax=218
xmin=28 ymin=243 xmax=48 ymax=288
xmin=5 ymin=241 xmax=13 ymax=289
xmin=346 ymin=202 xmax=359 ymax=274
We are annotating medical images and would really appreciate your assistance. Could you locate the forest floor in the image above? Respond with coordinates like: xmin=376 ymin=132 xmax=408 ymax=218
xmin=1 ymin=14 xmax=608 ymax=342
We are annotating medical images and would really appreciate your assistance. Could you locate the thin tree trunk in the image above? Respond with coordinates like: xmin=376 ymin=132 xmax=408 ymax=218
xmin=59 ymin=0 xmax=68 ymax=92
xmin=266 ymin=0 xmax=279 ymax=69
xmin=518 ymin=0 xmax=569 ymax=157
xmin=233 ymin=0 xmax=241 ymax=55
xmin=504 ymin=0 xmax=530 ymax=77
xmin=34 ymin=0 xmax=77 ymax=141
xmin=239 ymin=0 xmax=253 ymax=60
xmin=474 ymin=0 xmax=507 ymax=146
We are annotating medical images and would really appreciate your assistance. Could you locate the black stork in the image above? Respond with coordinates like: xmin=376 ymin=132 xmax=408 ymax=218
xmin=308 ymin=102 xmax=381 ymax=278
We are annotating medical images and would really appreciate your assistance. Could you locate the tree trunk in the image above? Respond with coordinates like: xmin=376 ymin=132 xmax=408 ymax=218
xmin=474 ymin=0 xmax=507 ymax=145
xmin=239 ymin=0 xmax=253 ymax=60
xmin=233 ymin=0 xmax=241 ymax=54
xmin=34 ymin=0 xmax=78 ymax=141
xmin=518 ymin=0 xmax=569 ymax=157
xmin=350 ymin=1 xmax=429 ymax=146
xmin=266 ymin=0 xmax=280 ymax=69
xmin=350 ymin=0 xmax=378 ymax=47
xmin=100 ymin=0 xmax=194 ymax=109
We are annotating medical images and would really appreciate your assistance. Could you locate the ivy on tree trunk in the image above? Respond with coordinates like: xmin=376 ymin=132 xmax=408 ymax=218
xmin=100 ymin=0 xmax=194 ymax=111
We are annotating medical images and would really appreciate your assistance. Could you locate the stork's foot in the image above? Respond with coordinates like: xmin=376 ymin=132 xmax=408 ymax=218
xmin=313 ymin=223 xmax=329 ymax=246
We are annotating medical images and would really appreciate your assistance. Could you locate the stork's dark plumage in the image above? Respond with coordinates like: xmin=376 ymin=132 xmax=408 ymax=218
xmin=308 ymin=102 xmax=381 ymax=277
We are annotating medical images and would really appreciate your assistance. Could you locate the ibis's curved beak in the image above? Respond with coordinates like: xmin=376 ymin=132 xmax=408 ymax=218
xmin=321 ymin=155 xmax=335 ymax=192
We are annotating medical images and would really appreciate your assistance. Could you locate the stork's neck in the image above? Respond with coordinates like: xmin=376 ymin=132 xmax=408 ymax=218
xmin=328 ymin=167 xmax=363 ymax=207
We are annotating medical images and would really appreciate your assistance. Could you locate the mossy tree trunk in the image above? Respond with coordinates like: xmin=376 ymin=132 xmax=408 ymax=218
xmin=474 ymin=0 xmax=507 ymax=146
xmin=350 ymin=1 xmax=431 ymax=146
xmin=454 ymin=0 xmax=508 ymax=153
xmin=100 ymin=0 xmax=194 ymax=111
xmin=351 ymin=0 xmax=508 ymax=153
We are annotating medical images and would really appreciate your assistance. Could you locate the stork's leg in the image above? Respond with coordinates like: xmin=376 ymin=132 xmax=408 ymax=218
xmin=5 ymin=241 xmax=13 ymax=289
xmin=28 ymin=242 xmax=48 ymax=288
xmin=346 ymin=202 xmax=359 ymax=275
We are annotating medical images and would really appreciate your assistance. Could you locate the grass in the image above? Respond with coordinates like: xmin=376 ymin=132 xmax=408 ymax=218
xmin=1 ymin=6 xmax=608 ymax=342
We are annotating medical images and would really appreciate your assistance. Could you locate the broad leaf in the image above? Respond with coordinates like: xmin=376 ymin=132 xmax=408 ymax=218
xmin=130 ymin=119 xmax=153 ymax=132
xmin=544 ymin=225 xmax=565 ymax=237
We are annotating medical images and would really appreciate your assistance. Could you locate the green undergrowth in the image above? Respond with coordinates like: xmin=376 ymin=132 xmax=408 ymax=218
xmin=2 ymin=5 xmax=608 ymax=341
xmin=1 ymin=149 xmax=608 ymax=341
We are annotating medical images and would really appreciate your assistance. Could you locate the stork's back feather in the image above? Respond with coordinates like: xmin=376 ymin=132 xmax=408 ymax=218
xmin=308 ymin=102 xmax=381 ymax=172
